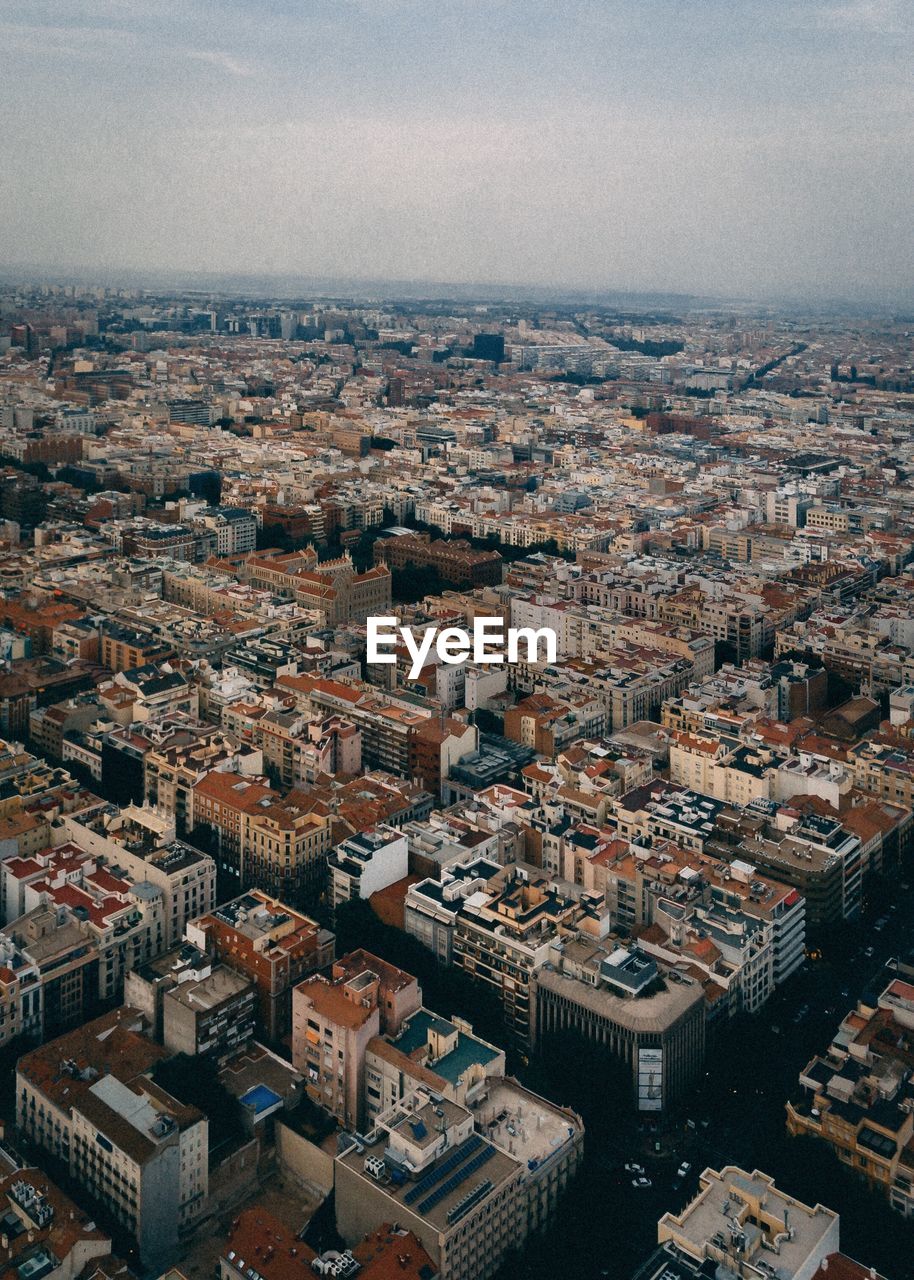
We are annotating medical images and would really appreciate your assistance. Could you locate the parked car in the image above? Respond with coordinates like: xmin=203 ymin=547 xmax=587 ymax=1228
xmin=624 ymin=1162 xmax=645 ymax=1174
xmin=677 ymin=1161 xmax=691 ymax=1179
xmin=631 ymin=1177 xmax=652 ymax=1189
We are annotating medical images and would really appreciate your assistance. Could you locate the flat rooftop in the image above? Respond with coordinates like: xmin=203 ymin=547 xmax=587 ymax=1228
xmin=148 ymin=841 xmax=209 ymax=874
xmin=337 ymin=1128 xmax=518 ymax=1232
xmin=210 ymin=892 xmax=319 ymax=945
xmin=535 ymin=960 xmax=703 ymax=1034
xmin=659 ymin=1166 xmax=837 ymax=1276
xmin=165 ymin=965 xmax=251 ymax=1011
xmin=472 ymin=1079 xmax=578 ymax=1171
xmin=389 ymin=1009 xmax=501 ymax=1087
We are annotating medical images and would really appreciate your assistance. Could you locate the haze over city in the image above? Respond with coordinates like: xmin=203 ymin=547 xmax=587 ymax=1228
xmin=1 ymin=6 xmax=914 ymax=1280
xmin=1 ymin=0 xmax=912 ymax=301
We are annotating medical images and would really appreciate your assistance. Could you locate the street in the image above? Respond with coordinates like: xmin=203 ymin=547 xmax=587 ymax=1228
xmin=507 ymin=877 xmax=914 ymax=1280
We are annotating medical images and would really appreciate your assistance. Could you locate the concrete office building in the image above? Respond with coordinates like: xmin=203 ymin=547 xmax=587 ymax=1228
xmin=531 ymin=937 xmax=706 ymax=1111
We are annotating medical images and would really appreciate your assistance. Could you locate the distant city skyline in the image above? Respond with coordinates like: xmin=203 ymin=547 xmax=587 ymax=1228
xmin=1 ymin=0 xmax=912 ymax=301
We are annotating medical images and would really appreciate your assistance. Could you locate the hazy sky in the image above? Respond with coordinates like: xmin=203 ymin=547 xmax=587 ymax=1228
xmin=1 ymin=0 xmax=911 ymax=300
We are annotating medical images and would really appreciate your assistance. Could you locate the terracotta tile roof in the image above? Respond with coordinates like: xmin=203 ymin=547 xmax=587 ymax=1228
xmin=333 ymin=949 xmax=416 ymax=994
xmin=222 ymin=1206 xmax=317 ymax=1280
xmin=295 ymin=976 xmax=375 ymax=1029
xmin=193 ymin=771 xmax=275 ymax=810
xmin=811 ymin=1255 xmax=887 ymax=1280
xmin=353 ymin=1224 xmax=437 ymax=1280
xmin=0 ymin=1167 xmax=109 ymax=1265
xmin=17 ymin=1007 xmax=165 ymax=1109
xmin=369 ymin=876 xmax=420 ymax=930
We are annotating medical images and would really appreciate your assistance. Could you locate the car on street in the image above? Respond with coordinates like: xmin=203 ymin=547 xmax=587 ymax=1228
xmin=624 ymin=1162 xmax=645 ymax=1174
xmin=631 ymin=1177 xmax=652 ymax=1189
xmin=677 ymin=1161 xmax=691 ymax=1178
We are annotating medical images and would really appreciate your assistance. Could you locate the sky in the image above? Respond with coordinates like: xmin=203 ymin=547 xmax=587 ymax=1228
xmin=0 ymin=0 xmax=911 ymax=302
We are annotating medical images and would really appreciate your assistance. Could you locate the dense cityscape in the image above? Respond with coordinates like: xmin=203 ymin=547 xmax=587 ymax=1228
xmin=0 ymin=280 xmax=909 ymax=1280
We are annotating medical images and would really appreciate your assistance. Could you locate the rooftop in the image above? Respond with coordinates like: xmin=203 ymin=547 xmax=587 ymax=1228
xmin=659 ymin=1166 xmax=838 ymax=1277
xmin=17 ymin=1007 xmax=166 ymax=1108
xmin=387 ymin=1008 xmax=501 ymax=1087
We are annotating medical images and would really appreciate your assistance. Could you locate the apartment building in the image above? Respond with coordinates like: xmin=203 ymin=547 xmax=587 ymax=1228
xmin=335 ymin=1092 xmax=522 ymax=1280
xmin=635 ymin=892 xmax=776 ymax=1019
xmin=400 ymin=816 xmax=500 ymax=882
xmin=0 ymin=920 xmax=44 ymax=1047
xmin=222 ymin=637 xmax=300 ymax=690
xmin=220 ymin=704 xmax=305 ymax=786
xmin=0 ymin=1170 xmax=114 ymax=1280
xmin=2 ymin=840 xmax=168 ymax=1012
xmin=291 ymin=950 xmax=421 ymax=1129
xmin=365 ymin=1008 xmax=505 ymax=1123
xmin=219 ymin=1207 xmax=438 ymax=1280
xmin=70 ymin=1073 xmax=207 ymax=1269
xmin=0 ymin=907 xmax=96 ymax=1041
xmin=99 ymin=664 xmax=198 ymax=725
xmin=295 ymin=714 xmax=362 ymax=784
xmin=409 ymin=716 xmax=479 ymax=800
xmin=17 ymin=1008 xmax=164 ymax=1163
xmin=335 ymin=1084 xmax=582 ymax=1280
xmin=58 ymin=810 xmax=217 ymax=948
xmin=669 ymin=730 xmax=775 ymax=806
xmin=124 ymin=941 xmax=211 ymax=1040
xmin=143 ymin=721 xmax=263 ymax=833
xmin=161 ymin=962 xmax=256 ymax=1063
xmin=504 ymin=692 xmax=606 ymax=756
xmin=293 ymin=679 xmax=424 ymax=776
xmin=518 ymin=651 xmax=699 ymax=735
xmin=658 ymin=587 xmax=789 ymax=662
xmin=774 ymin=751 xmax=855 ymax=811
xmin=658 ymin=1166 xmax=839 ymax=1280
xmin=190 ymin=770 xmax=330 ymax=901
xmin=787 ymin=977 xmax=914 ymax=1219
xmin=614 ymin=782 xmax=725 ymax=855
xmin=197 ymin=507 xmax=257 ymax=555
xmin=28 ymin=696 xmax=99 ymax=763
xmin=848 ymin=739 xmax=914 ymax=809
xmin=16 ymin=1007 xmax=207 ymax=1265
xmin=452 ymin=865 xmax=592 ymax=1044
xmin=276 ymin=674 xmax=467 ymax=786
xmin=601 ymin=839 xmax=807 ymax=988
xmin=328 ymin=826 xmax=409 ymax=915
xmin=100 ymin=622 xmax=174 ymax=673
xmin=404 ymin=857 xmax=504 ymax=964
xmin=186 ymin=889 xmax=334 ymax=1040
xmin=718 ymin=807 xmax=863 ymax=926
xmin=526 ymin=737 xmax=653 ymax=811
